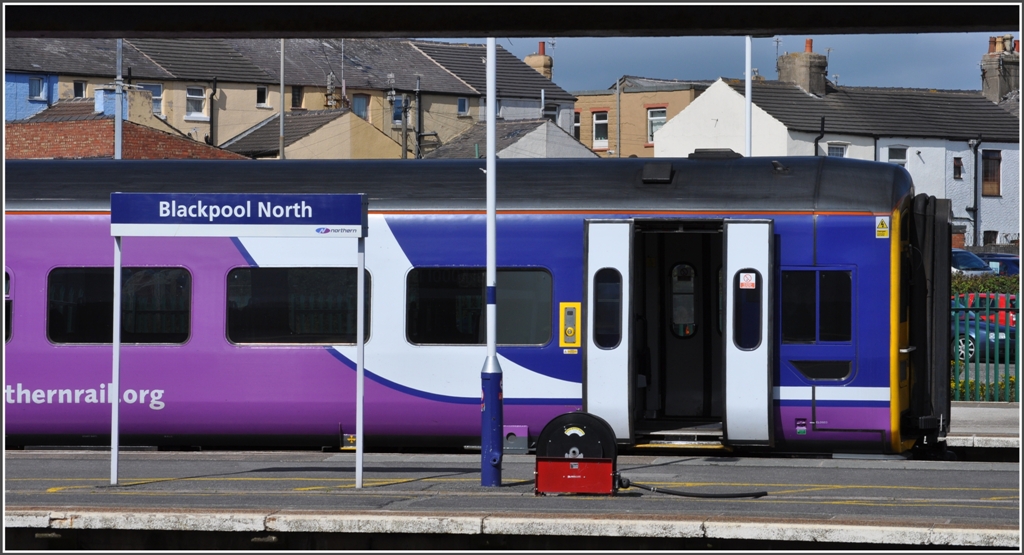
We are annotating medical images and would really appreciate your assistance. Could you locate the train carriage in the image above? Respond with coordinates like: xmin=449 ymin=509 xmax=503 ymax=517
xmin=3 ymin=156 xmax=952 ymax=456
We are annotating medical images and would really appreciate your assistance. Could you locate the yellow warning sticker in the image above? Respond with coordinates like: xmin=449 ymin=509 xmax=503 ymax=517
xmin=876 ymin=217 xmax=890 ymax=239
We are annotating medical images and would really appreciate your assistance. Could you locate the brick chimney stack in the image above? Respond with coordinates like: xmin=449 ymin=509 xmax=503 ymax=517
xmin=777 ymin=38 xmax=829 ymax=96
xmin=981 ymin=34 xmax=1020 ymax=103
xmin=525 ymin=41 xmax=553 ymax=80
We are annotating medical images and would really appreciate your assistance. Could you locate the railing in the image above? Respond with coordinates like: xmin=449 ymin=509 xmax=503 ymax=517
xmin=950 ymin=293 xmax=1019 ymax=402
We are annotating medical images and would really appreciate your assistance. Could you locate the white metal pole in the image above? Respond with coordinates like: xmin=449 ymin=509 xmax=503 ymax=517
xmin=355 ymin=237 xmax=365 ymax=489
xmin=480 ymin=37 xmax=503 ymax=487
xmin=110 ymin=236 xmax=122 ymax=485
xmin=745 ymin=35 xmax=752 ymax=157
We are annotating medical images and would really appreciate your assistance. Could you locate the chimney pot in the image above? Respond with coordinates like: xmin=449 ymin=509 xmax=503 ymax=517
xmin=538 ymin=41 xmax=545 ymax=56
xmin=805 ymin=38 xmax=813 ymax=52
xmin=1015 ymin=39 xmax=1020 ymax=53
xmin=989 ymin=36 xmax=996 ymax=53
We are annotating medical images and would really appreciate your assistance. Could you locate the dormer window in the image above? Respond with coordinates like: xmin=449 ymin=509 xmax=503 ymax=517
xmin=28 ymin=77 xmax=45 ymax=100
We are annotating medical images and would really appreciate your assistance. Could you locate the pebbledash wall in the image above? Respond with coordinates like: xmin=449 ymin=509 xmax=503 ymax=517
xmin=5 ymin=119 xmax=249 ymax=160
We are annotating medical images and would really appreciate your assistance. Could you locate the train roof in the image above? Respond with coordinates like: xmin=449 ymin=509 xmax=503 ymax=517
xmin=5 ymin=156 xmax=912 ymax=213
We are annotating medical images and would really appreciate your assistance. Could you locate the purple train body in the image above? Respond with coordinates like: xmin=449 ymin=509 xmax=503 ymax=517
xmin=4 ymin=157 xmax=952 ymax=456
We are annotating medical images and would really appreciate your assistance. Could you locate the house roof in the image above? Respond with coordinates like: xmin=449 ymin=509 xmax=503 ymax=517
xmin=6 ymin=38 xmax=274 ymax=83
xmin=722 ymin=79 xmax=1020 ymax=143
xmin=410 ymin=41 xmax=575 ymax=102
xmin=224 ymin=38 xmax=476 ymax=95
xmin=22 ymin=98 xmax=105 ymax=122
xmin=424 ymin=118 xmax=551 ymax=159
xmin=5 ymin=38 xmax=173 ymax=80
xmin=221 ymin=109 xmax=348 ymax=157
xmin=125 ymin=39 xmax=275 ymax=83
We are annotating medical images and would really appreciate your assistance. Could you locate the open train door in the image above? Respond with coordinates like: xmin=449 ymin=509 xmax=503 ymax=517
xmin=583 ymin=220 xmax=633 ymax=442
xmin=723 ymin=220 xmax=774 ymax=447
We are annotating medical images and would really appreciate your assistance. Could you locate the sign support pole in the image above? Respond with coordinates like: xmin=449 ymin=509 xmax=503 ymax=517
xmin=355 ymin=235 xmax=365 ymax=489
xmin=111 ymin=236 xmax=122 ymax=485
xmin=480 ymin=37 xmax=503 ymax=487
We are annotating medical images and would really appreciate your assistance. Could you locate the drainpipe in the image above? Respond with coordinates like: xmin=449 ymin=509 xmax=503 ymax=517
xmin=415 ymin=76 xmax=422 ymax=159
xmin=813 ymin=117 xmax=824 ymax=156
xmin=206 ymin=77 xmax=217 ymax=145
xmin=115 ymin=39 xmax=123 ymax=160
xmin=616 ymin=77 xmax=621 ymax=158
xmin=279 ymin=38 xmax=285 ymax=160
xmin=967 ymin=135 xmax=982 ymax=247
xmin=401 ymin=93 xmax=409 ymax=159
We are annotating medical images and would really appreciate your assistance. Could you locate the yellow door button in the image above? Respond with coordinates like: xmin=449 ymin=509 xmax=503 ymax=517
xmin=565 ymin=327 xmax=575 ymax=337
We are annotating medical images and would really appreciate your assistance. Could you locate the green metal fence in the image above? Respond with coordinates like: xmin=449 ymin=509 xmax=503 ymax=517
xmin=950 ymin=293 xmax=1019 ymax=402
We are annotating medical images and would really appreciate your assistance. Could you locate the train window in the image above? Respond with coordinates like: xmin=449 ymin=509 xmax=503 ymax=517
xmin=781 ymin=270 xmax=852 ymax=343
xmin=593 ymin=268 xmax=622 ymax=349
xmin=819 ymin=271 xmax=852 ymax=341
xmin=226 ymin=268 xmax=370 ymax=344
xmin=781 ymin=272 xmax=816 ymax=342
xmin=732 ymin=269 xmax=762 ymax=350
xmin=670 ymin=264 xmax=696 ymax=337
xmin=47 ymin=267 xmax=191 ymax=344
xmin=5 ymin=272 xmax=11 ymax=342
xmin=406 ymin=268 xmax=551 ymax=345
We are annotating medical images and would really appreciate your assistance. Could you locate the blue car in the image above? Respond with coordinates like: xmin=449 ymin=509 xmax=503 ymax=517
xmin=975 ymin=252 xmax=1019 ymax=276
xmin=951 ymin=299 xmax=1017 ymax=362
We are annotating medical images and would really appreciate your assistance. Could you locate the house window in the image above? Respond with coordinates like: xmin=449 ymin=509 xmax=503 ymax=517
xmin=647 ymin=108 xmax=667 ymax=143
xmin=543 ymin=103 xmax=558 ymax=123
xmin=389 ymin=97 xmax=401 ymax=124
xmin=291 ymin=86 xmax=304 ymax=109
xmin=888 ymin=146 xmax=907 ymax=167
xmin=28 ymin=77 xmax=44 ymax=99
xmin=73 ymin=81 xmax=87 ymax=98
xmin=953 ymin=157 xmax=963 ymax=180
xmin=186 ymin=86 xmax=205 ymax=117
xmin=256 ymin=86 xmax=269 ymax=107
xmin=352 ymin=94 xmax=369 ymax=120
xmin=982 ymin=150 xmax=1001 ymax=196
xmin=827 ymin=144 xmax=846 ymax=157
xmin=457 ymin=97 xmax=469 ymax=116
xmin=592 ymin=111 xmax=608 ymax=149
xmin=138 ymin=83 xmax=163 ymax=114
xmin=573 ymin=111 xmax=581 ymax=141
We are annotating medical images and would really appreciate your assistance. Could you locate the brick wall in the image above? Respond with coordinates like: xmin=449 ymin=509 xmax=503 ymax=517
xmin=5 ymin=119 xmax=249 ymax=160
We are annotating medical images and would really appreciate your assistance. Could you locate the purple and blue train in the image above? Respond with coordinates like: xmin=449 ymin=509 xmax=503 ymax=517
xmin=4 ymin=155 xmax=953 ymax=457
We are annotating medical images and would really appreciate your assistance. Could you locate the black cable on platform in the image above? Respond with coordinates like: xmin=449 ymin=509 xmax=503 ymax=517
xmin=618 ymin=478 xmax=767 ymax=498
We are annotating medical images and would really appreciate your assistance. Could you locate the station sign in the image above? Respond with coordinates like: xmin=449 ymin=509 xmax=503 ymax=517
xmin=110 ymin=193 xmax=367 ymax=238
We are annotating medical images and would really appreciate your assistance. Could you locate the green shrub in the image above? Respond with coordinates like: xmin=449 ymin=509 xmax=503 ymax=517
xmin=951 ymin=375 xmax=1017 ymax=402
xmin=950 ymin=274 xmax=1019 ymax=296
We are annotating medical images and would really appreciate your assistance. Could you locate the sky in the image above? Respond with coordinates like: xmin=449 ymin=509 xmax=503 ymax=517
xmin=435 ymin=32 xmax=1020 ymax=93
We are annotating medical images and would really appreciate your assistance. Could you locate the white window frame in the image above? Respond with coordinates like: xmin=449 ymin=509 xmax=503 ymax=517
xmin=457 ymin=97 xmax=469 ymax=116
xmin=73 ymin=81 xmax=87 ymax=98
xmin=352 ymin=94 xmax=370 ymax=120
xmin=574 ymin=111 xmax=581 ymax=141
xmin=647 ymin=108 xmax=667 ymax=143
xmin=185 ymin=86 xmax=206 ymax=119
xmin=887 ymin=145 xmax=907 ymax=167
xmin=827 ymin=143 xmax=847 ymax=158
xmin=138 ymin=83 xmax=163 ymax=115
xmin=28 ymin=77 xmax=45 ymax=100
xmin=291 ymin=85 xmax=304 ymax=109
xmin=256 ymin=85 xmax=270 ymax=108
xmin=593 ymin=111 xmax=609 ymax=149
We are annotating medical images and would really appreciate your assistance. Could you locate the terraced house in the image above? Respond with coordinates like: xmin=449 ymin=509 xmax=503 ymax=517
xmin=5 ymin=37 xmax=577 ymax=160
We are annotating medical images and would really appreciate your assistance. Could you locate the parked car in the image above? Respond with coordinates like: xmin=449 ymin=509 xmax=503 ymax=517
xmin=951 ymin=249 xmax=997 ymax=276
xmin=974 ymin=252 xmax=1019 ymax=276
xmin=950 ymin=299 xmax=1017 ymax=362
xmin=952 ymin=292 xmax=1018 ymax=328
